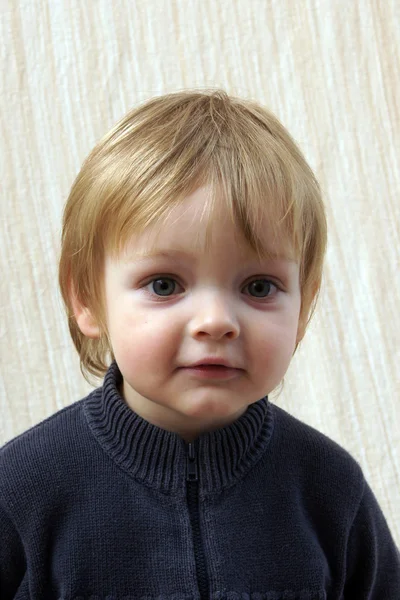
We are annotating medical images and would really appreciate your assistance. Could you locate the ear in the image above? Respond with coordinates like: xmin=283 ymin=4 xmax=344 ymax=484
xmin=296 ymin=281 xmax=319 ymax=344
xmin=296 ymin=315 xmax=307 ymax=345
xmin=69 ymin=283 xmax=101 ymax=339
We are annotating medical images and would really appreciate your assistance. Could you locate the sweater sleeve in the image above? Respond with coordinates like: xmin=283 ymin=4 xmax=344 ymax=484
xmin=344 ymin=476 xmax=400 ymax=598
xmin=0 ymin=500 xmax=26 ymax=600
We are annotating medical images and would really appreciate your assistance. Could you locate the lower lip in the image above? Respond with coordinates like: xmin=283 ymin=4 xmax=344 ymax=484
xmin=182 ymin=366 xmax=242 ymax=379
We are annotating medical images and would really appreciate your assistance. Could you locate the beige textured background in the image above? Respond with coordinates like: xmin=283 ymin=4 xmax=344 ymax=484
xmin=1 ymin=1 xmax=399 ymax=546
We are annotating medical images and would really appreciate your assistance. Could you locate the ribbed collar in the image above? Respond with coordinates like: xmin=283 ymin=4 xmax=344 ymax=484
xmin=84 ymin=361 xmax=274 ymax=496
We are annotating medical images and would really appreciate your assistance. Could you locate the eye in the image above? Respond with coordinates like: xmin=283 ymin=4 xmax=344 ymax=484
xmin=147 ymin=277 xmax=179 ymax=296
xmin=244 ymin=279 xmax=278 ymax=298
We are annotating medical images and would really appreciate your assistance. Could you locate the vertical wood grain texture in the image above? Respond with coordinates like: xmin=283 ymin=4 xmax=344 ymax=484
xmin=0 ymin=0 xmax=399 ymax=544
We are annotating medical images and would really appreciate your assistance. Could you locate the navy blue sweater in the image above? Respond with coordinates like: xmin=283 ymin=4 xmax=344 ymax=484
xmin=1 ymin=361 xmax=399 ymax=599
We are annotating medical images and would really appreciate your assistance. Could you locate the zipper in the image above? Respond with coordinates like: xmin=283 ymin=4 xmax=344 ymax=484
xmin=186 ymin=442 xmax=209 ymax=600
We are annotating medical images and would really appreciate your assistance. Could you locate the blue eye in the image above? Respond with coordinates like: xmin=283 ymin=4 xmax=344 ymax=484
xmin=151 ymin=278 xmax=176 ymax=296
xmin=145 ymin=277 xmax=278 ymax=299
xmin=246 ymin=279 xmax=276 ymax=297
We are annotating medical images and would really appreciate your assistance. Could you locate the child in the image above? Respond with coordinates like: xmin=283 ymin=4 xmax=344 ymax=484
xmin=1 ymin=90 xmax=399 ymax=599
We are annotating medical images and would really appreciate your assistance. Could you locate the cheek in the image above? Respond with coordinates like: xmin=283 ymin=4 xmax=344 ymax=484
xmin=107 ymin=308 xmax=179 ymax=366
xmin=248 ymin=320 xmax=298 ymax=392
xmin=250 ymin=316 xmax=299 ymax=362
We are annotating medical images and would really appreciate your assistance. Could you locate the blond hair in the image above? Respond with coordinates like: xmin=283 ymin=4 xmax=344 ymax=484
xmin=59 ymin=90 xmax=327 ymax=384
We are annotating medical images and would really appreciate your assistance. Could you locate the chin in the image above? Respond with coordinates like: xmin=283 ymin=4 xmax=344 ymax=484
xmin=182 ymin=396 xmax=245 ymax=421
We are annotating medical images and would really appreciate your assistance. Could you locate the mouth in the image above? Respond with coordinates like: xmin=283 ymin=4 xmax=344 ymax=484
xmin=192 ymin=364 xmax=231 ymax=370
xmin=188 ymin=358 xmax=239 ymax=369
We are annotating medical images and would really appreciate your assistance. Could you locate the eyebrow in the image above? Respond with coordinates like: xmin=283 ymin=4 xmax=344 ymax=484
xmin=124 ymin=248 xmax=296 ymax=264
xmin=124 ymin=249 xmax=197 ymax=263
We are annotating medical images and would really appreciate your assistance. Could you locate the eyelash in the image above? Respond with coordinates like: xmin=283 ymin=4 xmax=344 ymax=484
xmin=141 ymin=276 xmax=281 ymax=301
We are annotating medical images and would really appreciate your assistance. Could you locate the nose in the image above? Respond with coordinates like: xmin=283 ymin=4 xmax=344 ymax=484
xmin=187 ymin=293 xmax=240 ymax=341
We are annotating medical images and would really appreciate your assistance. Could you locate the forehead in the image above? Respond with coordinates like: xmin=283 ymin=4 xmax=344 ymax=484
xmin=119 ymin=187 xmax=296 ymax=264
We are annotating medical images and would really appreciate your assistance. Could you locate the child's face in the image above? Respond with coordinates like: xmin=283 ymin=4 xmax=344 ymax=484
xmin=100 ymin=186 xmax=302 ymax=440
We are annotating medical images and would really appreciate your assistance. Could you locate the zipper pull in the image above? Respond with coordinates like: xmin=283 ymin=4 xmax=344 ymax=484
xmin=186 ymin=442 xmax=198 ymax=481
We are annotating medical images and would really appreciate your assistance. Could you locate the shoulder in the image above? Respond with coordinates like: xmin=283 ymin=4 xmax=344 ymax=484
xmin=0 ymin=387 xmax=101 ymax=509
xmin=268 ymin=402 xmax=364 ymax=507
